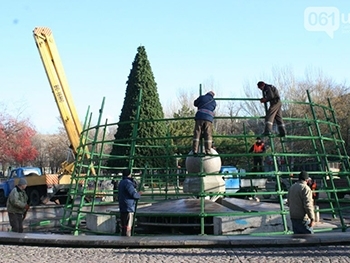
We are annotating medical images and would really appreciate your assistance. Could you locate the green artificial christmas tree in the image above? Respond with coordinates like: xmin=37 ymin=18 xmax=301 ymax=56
xmin=108 ymin=46 xmax=168 ymax=169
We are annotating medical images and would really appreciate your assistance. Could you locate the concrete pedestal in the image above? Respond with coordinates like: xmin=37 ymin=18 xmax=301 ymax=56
xmin=213 ymin=213 xmax=292 ymax=235
xmin=184 ymin=148 xmax=224 ymax=194
xmin=214 ymin=197 xmax=292 ymax=235
xmin=86 ymin=214 xmax=116 ymax=233
xmin=183 ymin=176 xmax=225 ymax=193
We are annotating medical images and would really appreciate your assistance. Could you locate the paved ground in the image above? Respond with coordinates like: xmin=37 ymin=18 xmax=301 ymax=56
xmin=1 ymin=197 xmax=350 ymax=262
xmin=0 ymin=244 xmax=349 ymax=262
xmin=0 ymin=231 xmax=349 ymax=262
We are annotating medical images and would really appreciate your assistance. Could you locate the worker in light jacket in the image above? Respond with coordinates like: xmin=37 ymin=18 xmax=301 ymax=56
xmin=7 ymin=178 xmax=29 ymax=233
xmin=287 ymin=171 xmax=315 ymax=234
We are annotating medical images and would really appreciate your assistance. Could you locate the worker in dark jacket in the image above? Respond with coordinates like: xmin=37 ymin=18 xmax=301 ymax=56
xmin=7 ymin=178 xmax=29 ymax=233
xmin=118 ymin=169 xmax=141 ymax=236
xmin=249 ymin=137 xmax=266 ymax=172
xmin=257 ymin=81 xmax=286 ymax=137
xmin=192 ymin=91 xmax=216 ymax=155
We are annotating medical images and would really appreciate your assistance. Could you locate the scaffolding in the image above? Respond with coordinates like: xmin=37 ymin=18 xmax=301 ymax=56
xmin=60 ymin=90 xmax=350 ymax=236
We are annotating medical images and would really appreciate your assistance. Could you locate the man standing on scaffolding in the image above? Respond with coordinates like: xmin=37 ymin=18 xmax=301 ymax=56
xmin=192 ymin=91 xmax=216 ymax=155
xmin=257 ymin=81 xmax=286 ymax=137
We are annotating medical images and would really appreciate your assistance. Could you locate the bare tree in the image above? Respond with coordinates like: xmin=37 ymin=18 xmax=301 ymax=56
xmin=32 ymin=129 xmax=70 ymax=173
xmin=240 ymin=66 xmax=350 ymax=161
xmin=164 ymin=88 xmax=197 ymax=118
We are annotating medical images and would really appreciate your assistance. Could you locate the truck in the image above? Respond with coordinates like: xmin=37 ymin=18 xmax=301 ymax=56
xmin=0 ymin=27 xmax=97 ymax=207
xmin=0 ymin=167 xmax=71 ymax=206
xmin=0 ymin=27 xmax=95 ymax=207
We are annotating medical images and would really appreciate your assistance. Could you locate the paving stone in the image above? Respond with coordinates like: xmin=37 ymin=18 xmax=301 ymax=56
xmin=0 ymin=244 xmax=349 ymax=262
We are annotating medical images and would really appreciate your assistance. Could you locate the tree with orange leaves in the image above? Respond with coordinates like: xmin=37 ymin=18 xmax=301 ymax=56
xmin=0 ymin=114 xmax=38 ymax=167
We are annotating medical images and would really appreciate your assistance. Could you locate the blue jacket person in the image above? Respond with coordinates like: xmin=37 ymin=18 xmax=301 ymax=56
xmin=118 ymin=169 xmax=141 ymax=236
xmin=192 ymin=91 xmax=216 ymax=155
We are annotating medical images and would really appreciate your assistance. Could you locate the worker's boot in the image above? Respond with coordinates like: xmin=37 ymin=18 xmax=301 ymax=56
xmin=204 ymin=140 xmax=212 ymax=154
xmin=278 ymin=124 xmax=286 ymax=137
xmin=192 ymin=139 xmax=199 ymax=154
xmin=262 ymin=122 xmax=273 ymax=136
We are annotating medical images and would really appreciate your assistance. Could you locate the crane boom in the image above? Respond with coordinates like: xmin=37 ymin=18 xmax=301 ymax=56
xmin=33 ymin=27 xmax=82 ymax=155
xmin=33 ymin=27 xmax=95 ymax=176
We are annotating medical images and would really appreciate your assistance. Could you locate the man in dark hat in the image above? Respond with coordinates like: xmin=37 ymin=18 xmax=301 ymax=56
xmin=118 ymin=169 xmax=141 ymax=236
xmin=287 ymin=171 xmax=315 ymax=234
xmin=6 ymin=178 xmax=29 ymax=233
xmin=249 ymin=137 xmax=266 ymax=172
xmin=192 ymin=91 xmax=216 ymax=155
xmin=257 ymin=81 xmax=286 ymax=137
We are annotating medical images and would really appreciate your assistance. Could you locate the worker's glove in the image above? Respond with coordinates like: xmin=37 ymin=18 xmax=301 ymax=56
xmin=260 ymin=98 xmax=267 ymax=103
xmin=25 ymin=204 xmax=30 ymax=210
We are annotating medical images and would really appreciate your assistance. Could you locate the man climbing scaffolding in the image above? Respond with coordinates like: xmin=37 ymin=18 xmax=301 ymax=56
xmin=257 ymin=81 xmax=286 ymax=137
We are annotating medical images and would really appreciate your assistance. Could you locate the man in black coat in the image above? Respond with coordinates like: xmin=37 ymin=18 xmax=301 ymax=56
xmin=257 ymin=81 xmax=286 ymax=137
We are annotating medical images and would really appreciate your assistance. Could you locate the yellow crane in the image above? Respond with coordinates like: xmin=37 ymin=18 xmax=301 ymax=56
xmin=33 ymin=27 xmax=95 ymax=204
xmin=33 ymin=27 xmax=83 ymax=174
